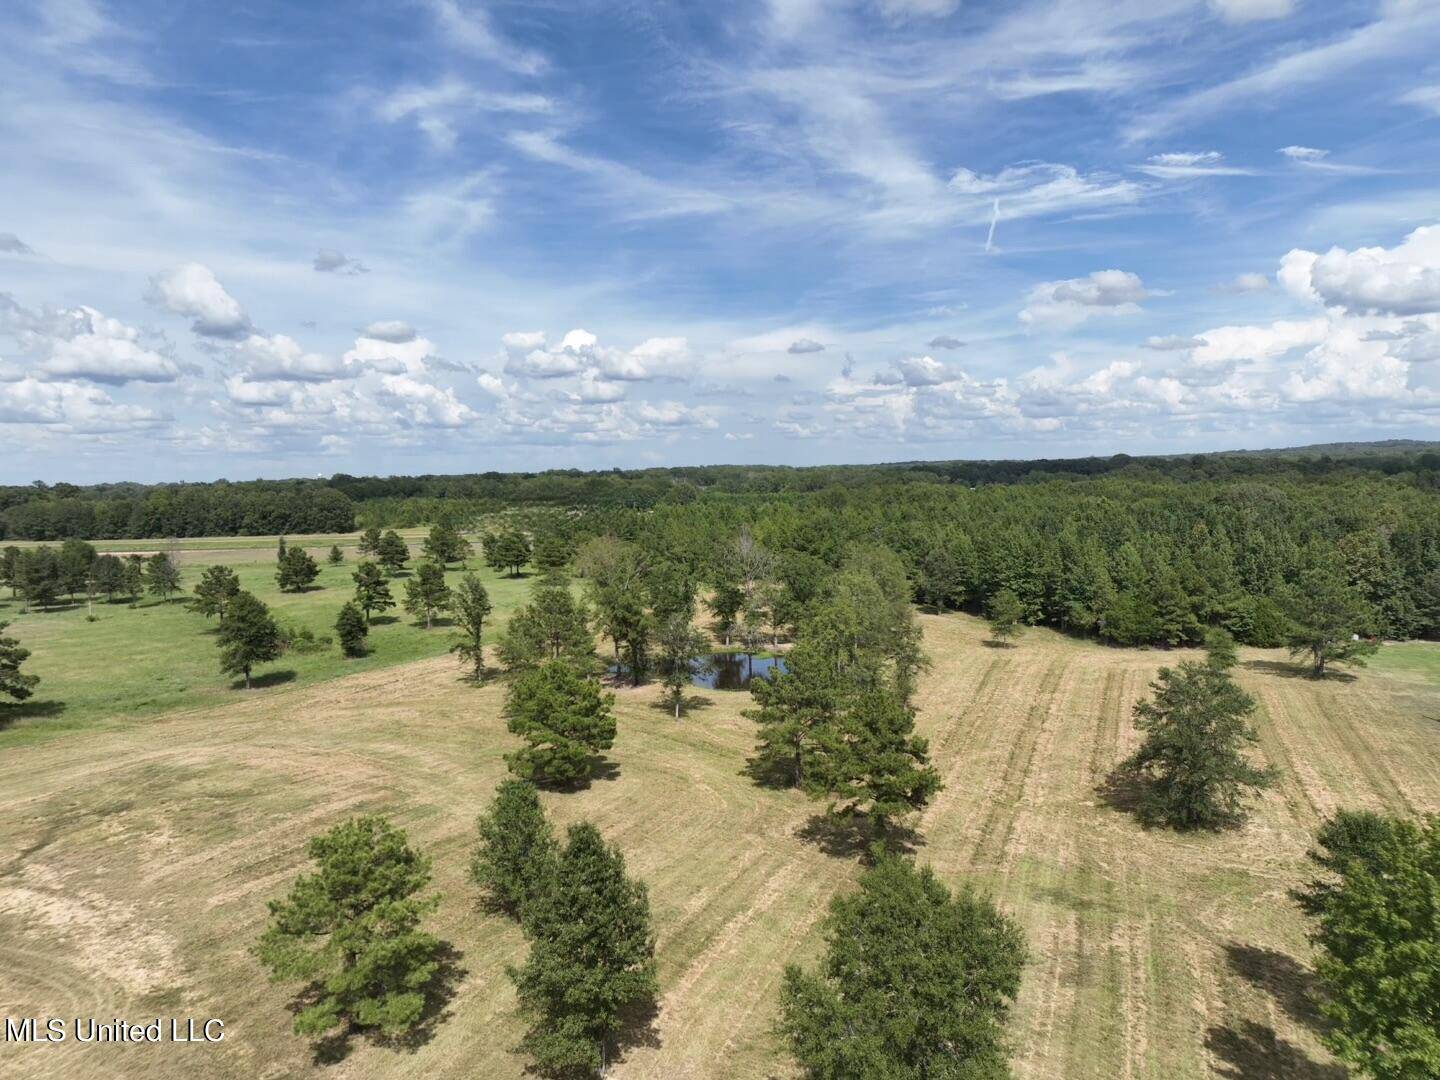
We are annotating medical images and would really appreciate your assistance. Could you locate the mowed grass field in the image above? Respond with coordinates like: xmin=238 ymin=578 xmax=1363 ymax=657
xmin=0 ymin=532 xmax=531 ymax=747
xmin=3 ymin=571 xmax=1440 ymax=1077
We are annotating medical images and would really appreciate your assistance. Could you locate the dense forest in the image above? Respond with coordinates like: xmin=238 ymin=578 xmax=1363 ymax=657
xmin=7 ymin=444 xmax=1440 ymax=649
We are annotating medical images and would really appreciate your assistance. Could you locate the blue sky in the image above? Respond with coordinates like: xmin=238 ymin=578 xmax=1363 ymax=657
xmin=2 ymin=0 xmax=1440 ymax=482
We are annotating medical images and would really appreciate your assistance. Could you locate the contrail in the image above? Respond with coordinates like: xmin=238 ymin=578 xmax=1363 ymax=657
xmin=985 ymin=198 xmax=1000 ymax=253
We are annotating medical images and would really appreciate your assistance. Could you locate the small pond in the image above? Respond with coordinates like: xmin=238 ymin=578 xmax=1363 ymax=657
xmin=607 ymin=652 xmax=788 ymax=691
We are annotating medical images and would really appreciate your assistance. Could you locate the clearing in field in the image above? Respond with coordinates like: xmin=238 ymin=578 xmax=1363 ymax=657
xmin=3 ymin=609 xmax=1438 ymax=1078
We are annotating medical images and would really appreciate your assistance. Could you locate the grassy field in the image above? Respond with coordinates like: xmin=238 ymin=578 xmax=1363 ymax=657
xmin=0 ymin=535 xmax=532 ymax=747
xmin=3 ymin=601 xmax=1440 ymax=1078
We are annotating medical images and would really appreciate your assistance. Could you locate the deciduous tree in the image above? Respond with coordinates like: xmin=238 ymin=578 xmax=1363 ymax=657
xmin=656 ymin=613 xmax=711 ymax=719
xmin=778 ymin=853 xmax=1026 ymax=1080
xmin=449 ymin=573 xmax=493 ymax=681
xmin=423 ymin=523 xmax=471 ymax=567
xmin=986 ymin=588 xmax=1024 ymax=646
xmin=145 ymin=552 xmax=182 ymax=602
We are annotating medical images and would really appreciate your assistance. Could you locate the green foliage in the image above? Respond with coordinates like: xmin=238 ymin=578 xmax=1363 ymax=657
xmin=335 ymin=602 xmax=368 ymax=658
xmin=422 ymin=523 xmax=471 ymax=567
xmin=1298 ymin=811 xmax=1440 ymax=1080
xmin=1285 ymin=564 xmax=1380 ymax=677
xmin=327 ymin=544 xmax=344 ymax=565
xmin=0 ymin=621 xmax=39 ymax=701
xmin=449 ymin=573 xmax=493 ymax=681
xmin=471 ymin=778 xmax=556 ymax=919
xmin=58 ymin=538 xmax=97 ymax=598
xmin=254 ymin=816 xmax=441 ymax=1038
xmin=484 ymin=528 xmax=532 ymax=577
xmin=276 ymin=535 xmax=287 ymax=562
xmin=352 ymin=560 xmax=395 ymax=625
xmin=121 ymin=555 xmax=145 ymax=602
xmin=804 ymin=687 xmax=942 ymax=842
xmin=532 ymin=529 xmax=573 ymax=579
xmin=986 ymin=588 xmax=1024 ymax=645
xmin=504 ymin=660 xmax=616 ymax=786
xmin=509 ymin=823 xmax=657 ymax=1077
xmin=89 ymin=553 xmax=126 ymax=601
xmin=144 ymin=552 xmax=182 ymax=602
xmin=655 ymin=613 xmax=711 ymax=718
xmin=191 ymin=564 xmax=241 ymax=621
xmin=357 ymin=526 xmax=382 ymax=557
xmin=17 ymin=548 xmax=61 ymax=610
xmin=402 ymin=561 xmax=452 ymax=628
xmin=1204 ymin=626 xmax=1239 ymax=671
xmin=275 ymin=545 xmax=320 ymax=593
xmin=1119 ymin=661 xmax=1273 ymax=830
xmin=778 ymin=853 xmax=1026 ymax=1080
xmin=496 ymin=584 xmax=594 ymax=673
xmin=216 ymin=591 xmax=283 ymax=689
xmin=377 ymin=530 xmax=410 ymax=576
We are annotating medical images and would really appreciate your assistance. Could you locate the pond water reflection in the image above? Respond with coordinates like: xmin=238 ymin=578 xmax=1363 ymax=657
xmin=607 ymin=652 xmax=788 ymax=691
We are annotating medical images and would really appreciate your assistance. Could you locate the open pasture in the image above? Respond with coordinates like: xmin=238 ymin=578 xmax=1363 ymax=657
xmin=4 ymin=608 xmax=1438 ymax=1079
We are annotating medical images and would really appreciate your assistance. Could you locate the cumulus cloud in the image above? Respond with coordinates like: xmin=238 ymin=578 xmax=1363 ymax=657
xmin=0 ymin=377 xmax=164 ymax=432
xmin=343 ymin=329 xmax=439 ymax=375
xmin=313 ymin=249 xmax=369 ymax=275
xmin=146 ymin=263 xmax=251 ymax=339
xmin=927 ymin=335 xmax=965 ymax=350
xmin=1209 ymin=0 xmax=1296 ymax=23
xmin=503 ymin=329 xmax=690 ymax=382
xmin=1020 ymin=270 xmax=1151 ymax=328
xmin=376 ymin=373 xmax=476 ymax=427
xmin=0 ymin=233 xmax=36 ymax=256
xmin=363 ymin=320 xmax=417 ymax=343
xmin=234 ymin=333 xmax=355 ymax=382
xmin=787 ymin=338 xmax=825 ymax=354
xmin=875 ymin=355 xmax=950 ymax=387
xmin=0 ymin=296 xmax=179 ymax=384
xmin=1279 ymin=225 xmax=1440 ymax=315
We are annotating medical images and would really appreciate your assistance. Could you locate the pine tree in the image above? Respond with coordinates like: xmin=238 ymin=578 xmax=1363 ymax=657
xmin=471 ymin=779 xmax=556 ymax=919
xmin=58 ymin=538 xmax=97 ymax=599
xmin=122 ymin=555 xmax=145 ymax=603
xmin=986 ymin=588 xmax=1024 ymax=645
xmin=145 ymin=552 xmax=182 ymax=602
xmin=377 ymin=530 xmax=410 ymax=576
xmin=276 ymin=546 xmax=320 ymax=593
xmin=255 ymin=816 xmax=442 ymax=1038
xmin=357 ymin=526 xmax=382 ymax=558
xmin=656 ymin=614 xmax=711 ymax=719
xmin=0 ymin=621 xmax=39 ymax=701
xmin=504 ymin=661 xmax=616 ymax=786
xmin=18 ymin=548 xmax=61 ymax=611
xmin=1284 ymin=565 xmax=1379 ymax=678
xmin=449 ymin=573 xmax=493 ymax=682
xmin=90 ymin=554 xmax=126 ymax=602
xmin=217 ymin=591 xmax=283 ymax=689
xmin=1297 ymin=812 xmax=1440 ymax=1080
xmin=747 ymin=638 xmax=843 ymax=788
xmin=484 ymin=528 xmax=532 ymax=577
xmin=336 ymin=602 xmax=368 ymax=658
xmin=0 ymin=546 xmax=20 ymax=598
xmin=191 ymin=564 xmax=241 ymax=622
xmin=276 ymin=535 xmax=288 ymax=563
xmin=804 ymin=687 xmax=942 ymax=843
xmin=609 ymin=592 xmax=653 ymax=686
xmin=532 ymin=529 xmax=572 ymax=579
xmin=509 ymin=823 xmax=657 ymax=1077
xmin=497 ymin=585 xmax=594 ymax=673
xmin=778 ymin=853 xmax=1026 ymax=1079
xmin=1204 ymin=626 xmax=1239 ymax=671
xmin=327 ymin=544 xmax=344 ymax=566
xmin=1120 ymin=660 xmax=1273 ymax=830
xmin=352 ymin=561 xmax=395 ymax=625
xmin=422 ymin=523 xmax=471 ymax=567
xmin=403 ymin=561 xmax=451 ymax=629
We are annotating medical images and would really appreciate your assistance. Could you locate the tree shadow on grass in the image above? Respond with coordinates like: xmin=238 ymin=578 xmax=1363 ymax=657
xmin=1095 ymin=764 xmax=1150 ymax=820
xmin=0 ymin=699 xmax=67 ymax=731
xmin=1244 ymin=660 xmax=1356 ymax=684
xmin=229 ymin=669 xmax=297 ymax=691
xmin=742 ymin=755 xmax=798 ymax=790
xmin=1205 ymin=1020 xmax=1345 ymax=1080
xmin=795 ymin=811 xmax=922 ymax=861
xmin=534 ymin=759 xmax=621 ymax=793
xmin=368 ymin=615 xmax=400 ymax=626
xmin=306 ymin=942 xmax=467 ymax=1065
xmin=647 ymin=693 xmax=715 ymax=717
xmin=1225 ymin=943 xmax=1330 ymax=1035
xmin=980 ymin=638 xmax=1015 ymax=649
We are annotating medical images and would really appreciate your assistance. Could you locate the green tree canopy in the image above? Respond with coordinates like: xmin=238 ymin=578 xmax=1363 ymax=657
xmin=778 ymin=853 xmax=1027 ymax=1080
xmin=145 ymin=552 xmax=182 ymax=602
xmin=449 ymin=573 xmax=493 ymax=682
xmin=352 ymin=560 xmax=395 ymax=625
xmin=471 ymin=778 xmax=556 ymax=920
xmin=255 ymin=816 xmax=442 ymax=1038
xmin=484 ymin=528 xmax=532 ymax=577
xmin=504 ymin=660 xmax=616 ymax=787
xmin=336 ymin=601 xmax=368 ymax=658
xmin=509 ymin=822 xmax=657 ymax=1077
xmin=1119 ymin=660 xmax=1273 ymax=830
xmin=191 ymin=564 xmax=242 ymax=621
xmin=1285 ymin=564 xmax=1380 ymax=678
xmin=0 ymin=621 xmax=39 ymax=701
xmin=377 ymin=530 xmax=410 ymax=576
xmin=403 ymin=560 xmax=452 ymax=628
xmin=423 ymin=523 xmax=471 ymax=567
xmin=986 ymin=588 xmax=1025 ymax=645
xmin=217 ymin=591 xmax=283 ymax=689
xmin=497 ymin=584 xmax=595 ymax=673
xmin=655 ymin=613 xmax=711 ymax=719
xmin=275 ymin=545 xmax=320 ymax=593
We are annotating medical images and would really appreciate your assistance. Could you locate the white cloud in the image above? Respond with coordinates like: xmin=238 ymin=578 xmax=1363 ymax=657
xmin=877 ymin=0 xmax=961 ymax=19
xmin=422 ymin=0 xmax=547 ymax=75
xmin=362 ymin=320 xmax=416 ymax=344
xmin=343 ymin=330 xmax=439 ymax=375
xmin=1146 ymin=335 xmax=1203 ymax=351
xmin=1020 ymin=270 xmax=1151 ymax=327
xmin=928 ymin=335 xmax=964 ymax=349
xmin=1209 ymin=0 xmax=1296 ymax=23
xmin=1219 ymin=272 xmax=1273 ymax=293
xmin=1 ymin=296 xmax=179 ymax=384
xmin=502 ymin=329 xmax=690 ymax=383
xmin=1279 ymin=225 xmax=1440 ymax=315
xmin=1136 ymin=151 xmax=1256 ymax=179
xmin=788 ymin=338 xmax=826 ymax=354
xmin=0 ymin=233 xmax=36 ymax=256
xmin=146 ymin=263 xmax=251 ymax=339
xmin=1280 ymin=145 xmax=1327 ymax=162
xmin=948 ymin=162 xmax=1142 ymax=223
xmin=313 ymin=249 xmax=369 ymax=275
xmin=234 ymin=332 xmax=354 ymax=383
xmin=376 ymin=373 xmax=477 ymax=427
xmin=1401 ymin=85 xmax=1440 ymax=115
xmin=0 ymin=377 xmax=165 ymax=432
xmin=377 ymin=77 xmax=554 ymax=151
